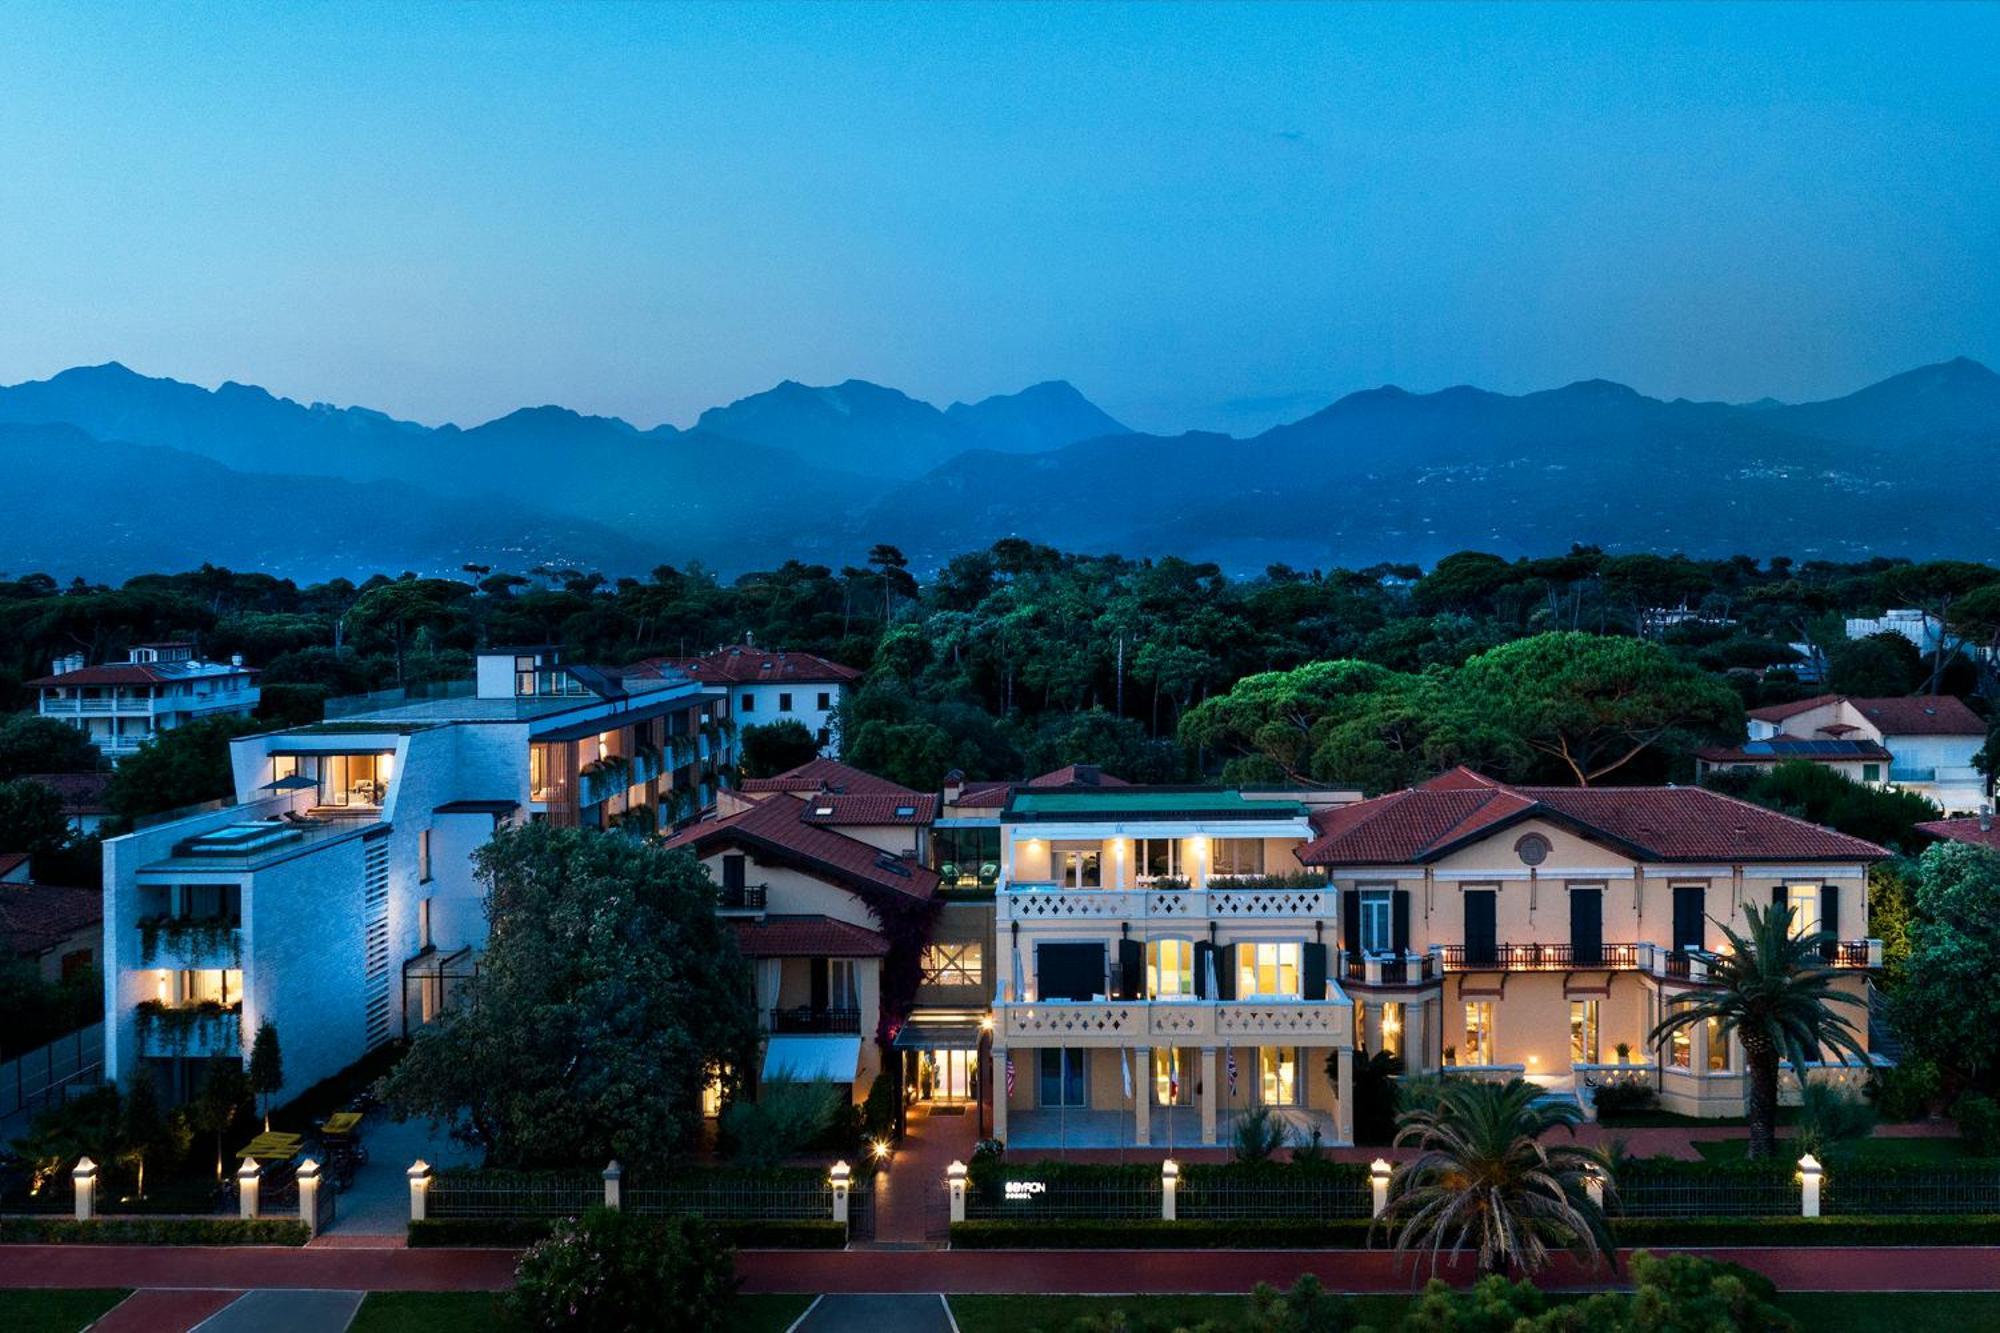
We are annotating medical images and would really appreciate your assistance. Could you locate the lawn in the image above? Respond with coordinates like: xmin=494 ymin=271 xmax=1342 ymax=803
xmin=0 ymin=1290 xmax=130 ymax=1333
xmin=349 ymin=1290 xmax=811 ymax=1332
xmin=949 ymin=1292 xmax=2000 ymax=1332
xmin=1693 ymin=1136 xmax=1976 ymax=1165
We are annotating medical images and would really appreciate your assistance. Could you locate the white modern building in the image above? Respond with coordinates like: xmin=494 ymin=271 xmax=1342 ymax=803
xmin=100 ymin=646 xmax=735 ymax=1103
xmin=1709 ymin=693 xmax=1991 ymax=813
xmin=630 ymin=648 xmax=860 ymax=756
xmin=32 ymin=643 xmax=260 ymax=764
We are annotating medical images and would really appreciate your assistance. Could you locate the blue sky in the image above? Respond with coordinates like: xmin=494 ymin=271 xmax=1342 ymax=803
xmin=1 ymin=2 xmax=1994 ymax=434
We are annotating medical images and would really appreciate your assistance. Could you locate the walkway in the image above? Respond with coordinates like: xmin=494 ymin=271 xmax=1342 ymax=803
xmin=797 ymin=1293 xmax=955 ymax=1332
xmin=326 ymin=1114 xmax=481 ymax=1236
xmin=3 ymin=1244 xmax=1996 ymax=1296
xmin=869 ymin=1103 xmax=978 ymax=1247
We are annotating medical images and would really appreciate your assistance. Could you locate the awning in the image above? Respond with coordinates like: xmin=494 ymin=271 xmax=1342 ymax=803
xmin=262 ymin=774 xmax=318 ymax=791
xmin=892 ymin=1019 xmax=986 ymax=1051
xmin=761 ymin=1035 xmax=861 ymax=1084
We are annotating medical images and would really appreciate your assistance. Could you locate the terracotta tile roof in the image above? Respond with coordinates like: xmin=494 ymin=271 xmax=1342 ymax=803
xmin=0 ymin=853 xmax=28 ymax=880
xmin=740 ymin=758 xmax=923 ymax=798
xmin=662 ymin=792 xmax=937 ymax=900
xmin=628 ymin=648 xmax=861 ymax=686
xmin=1918 ymin=817 xmax=2000 ymax=851
xmin=1850 ymin=696 xmax=1987 ymax=737
xmin=27 ymin=662 xmax=259 ymax=688
xmin=22 ymin=772 xmax=112 ymax=815
xmin=953 ymin=765 xmax=1130 ymax=808
xmin=0 ymin=882 xmax=101 ymax=957
xmin=1746 ymin=694 xmax=1840 ymax=723
xmin=732 ymin=914 xmax=889 ymax=958
xmin=1297 ymin=767 xmax=1886 ymax=866
xmin=798 ymin=792 xmax=938 ymax=826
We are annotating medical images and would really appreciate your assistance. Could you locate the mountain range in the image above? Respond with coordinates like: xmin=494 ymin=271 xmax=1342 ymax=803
xmin=0 ymin=357 xmax=1995 ymax=582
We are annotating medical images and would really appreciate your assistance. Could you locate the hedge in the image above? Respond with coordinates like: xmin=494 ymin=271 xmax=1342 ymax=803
xmin=408 ymin=1217 xmax=846 ymax=1249
xmin=950 ymin=1219 xmax=1378 ymax=1249
xmin=950 ymin=1214 xmax=2000 ymax=1249
xmin=0 ymin=1216 xmax=310 ymax=1246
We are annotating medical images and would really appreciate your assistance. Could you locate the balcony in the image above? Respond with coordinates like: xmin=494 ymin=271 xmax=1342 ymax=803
xmin=135 ymin=1001 xmax=242 ymax=1059
xmin=136 ymin=917 xmax=242 ymax=969
xmin=769 ymin=1006 xmax=861 ymax=1035
xmin=995 ymin=998 xmax=1352 ymax=1045
xmin=1434 ymin=939 xmax=1882 ymax=977
xmin=718 ymin=884 xmax=768 ymax=913
xmin=998 ymin=880 xmax=1332 ymax=923
xmin=1342 ymin=950 xmax=1439 ymax=987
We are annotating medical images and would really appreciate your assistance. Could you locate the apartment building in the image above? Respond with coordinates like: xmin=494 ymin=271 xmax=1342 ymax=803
xmin=1297 ymin=769 xmax=1885 ymax=1118
xmin=100 ymin=647 xmax=733 ymax=1103
xmin=663 ymin=759 xmax=940 ymax=1102
xmin=1701 ymin=693 xmax=1990 ymax=812
xmin=632 ymin=648 xmax=860 ymax=756
xmin=33 ymin=643 xmax=259 ymax=764
xmin=988 ymin=780 xmax=1365 ymax=1149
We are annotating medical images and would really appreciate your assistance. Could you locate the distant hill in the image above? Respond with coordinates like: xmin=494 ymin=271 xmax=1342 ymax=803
xmin=0 ymin=423 xmax=656 ymax=581
xmin=0 ymin=357 xmax=1994 ymax=581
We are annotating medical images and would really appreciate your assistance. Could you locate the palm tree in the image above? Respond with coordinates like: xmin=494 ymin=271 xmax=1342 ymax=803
xmin=1380 ymin=1076 xmax=1613 ymax=1278
xmin=1649 ymin=902 xmax=1867 ymax=1160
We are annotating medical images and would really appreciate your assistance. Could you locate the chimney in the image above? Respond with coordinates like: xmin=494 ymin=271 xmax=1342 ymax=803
xmin=943 ymin=769 xmax=965 ymax=806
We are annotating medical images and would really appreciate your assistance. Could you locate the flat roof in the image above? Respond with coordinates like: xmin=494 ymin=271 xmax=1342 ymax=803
xmin=1005 ymin=788 xmax=1308 ymax=822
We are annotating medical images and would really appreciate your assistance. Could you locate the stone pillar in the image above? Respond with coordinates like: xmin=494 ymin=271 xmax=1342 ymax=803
xmin=946 ymin=1160 xmax=967 ymax=1223
xmin=992 ymin=1046 xmax=1009 ymax=1143
xmin=829 ymin=1161 xmax=852 ymax=1226
xmin=72 ymin=1156 xmax=97 ymax=1222
xmin=1799 ymin=1154 xmax=1823 ymax=1218
xmin=236 ymin=1158 xmax=262 ymax=1219
xmin=1134 ymin=1046 xmax=1152 ymax=1147
xmin=297 ymin=1158 xmax=322 ymax=1236
xmin=603 ymin=1160 xmax=622 ymax=1210
xmin=1369 ymin=1158 xmax=1391 ymax=1218
xmin=408 ymin=1159 xmax=432 ymax=1223
xmin=1160 ymin=1158 xmax=1179 ymax=1221
xmin=1335 ymin=1046 xmax=1355 ymax=1145
xmin=1405 ymin=1002 xmax=1427 ymax=1073
xmin=1200 ymin=1047 xmax=1218 ymax=1145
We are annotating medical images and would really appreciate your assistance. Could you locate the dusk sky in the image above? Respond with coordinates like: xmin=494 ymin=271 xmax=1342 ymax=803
xmin=2 ymin=2 xmax=1995 ymax=435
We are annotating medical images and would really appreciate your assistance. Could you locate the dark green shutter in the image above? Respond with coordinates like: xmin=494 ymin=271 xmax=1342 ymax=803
xmin=1118 ymin=938 xmax=1146 ymax=1000
xmin=1342 ymin=890 xmax=1361 ymax=958
xmin=1302 ymin=942 xmax=1328 ymax=1000
xmin=1820 ymin=885 xmax=1840 ymax=961
xmin=1392 ymin=891 xmax=1411 ymax=955
xmin=1673 ymin=886 xmax=1705 ymax=953
xmin=1217 ymin=943 xmax=1237 ymax=1000
xmin=1193 ymin=941 xmax=1213 ymax=998
xmin=1569 ymin=888 xmax=1603 ymax=966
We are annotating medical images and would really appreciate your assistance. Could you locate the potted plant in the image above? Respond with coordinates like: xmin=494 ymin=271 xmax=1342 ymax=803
xmin=1615 ymin=1042 xmax=1632 ymax=1065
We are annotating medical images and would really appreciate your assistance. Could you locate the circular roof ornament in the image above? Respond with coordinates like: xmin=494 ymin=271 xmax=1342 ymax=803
xmin=1514 ymin=833 xmax=1551 ymax=867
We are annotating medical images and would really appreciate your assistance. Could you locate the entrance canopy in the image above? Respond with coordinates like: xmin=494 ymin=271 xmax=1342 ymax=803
xmin=762 ymin=1034 xmax=861 ymax=1084
xmin=893 ymin=1018 xmax=986 ymax=1051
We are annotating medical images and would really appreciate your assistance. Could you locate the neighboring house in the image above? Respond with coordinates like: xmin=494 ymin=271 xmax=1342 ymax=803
xmin=100 ymin=646 xmax=734 ymax=1103
xmin=1845 ymin=608 xmax=1991 ymax=664
xmin=1917 ymin=809 xmax=2000 ymax=852
xmin=23 ymin=772 xmax=113 ymax=837
xmin=31 ymin=643 xmax=260 ymax=765
xmin=988 ymin=778 xmax=1363 ymax=1149
xmin=662 ymin=781 xmax=940 ymax=1104
xmin=1709 ymin=694 xmax=1990 ymax=812
xmin=631 ymin=648 xmax=860 ymax=756
xmin=1296 ymin=769 xmax=1885 ymax=1119
xmin=0 ymin=861 xmax=101 ymax=983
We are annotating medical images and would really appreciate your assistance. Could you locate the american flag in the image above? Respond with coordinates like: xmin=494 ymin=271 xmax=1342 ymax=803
xmin=1227 ymin=1046 xmax=1238 ymax=1096
xmin=1005 ymin=1052 xmax=1015 ymax=1097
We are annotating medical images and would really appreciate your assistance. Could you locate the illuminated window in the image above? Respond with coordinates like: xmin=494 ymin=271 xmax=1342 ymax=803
xmin=1212 ymin=839 xmax=1266 ymax=878
xmin=1237 ymin=942 xmax=1301 ymax=998
xmin=1148 ymin=939 xmax=1195 ymax=999
xmin=1786 ymin=884 xmax=1820 ymax=937
xmin=1461 ymin=1001 xmax=1495 ymax=1065
xmin=1051 ymin=841 xmax=1103 ymax=889
xmin=1706 ymin=1017 xmax=1732 ymax=1072
xmin=1378 ymin=1002 xmax=1405 ymax=1058
xmin=1570 ymin=1000 xmax=1600 ymax=1064
xmin=919 ymin=942 xmax=982 ymax=987
xmin=1135 ymin=838 xmax=1181 ymax=882
xmin=1670 ymin=1025 xmax=1692 ymax=1069
xmin=1259 ymin=1047 xmax=1299 ymax=1105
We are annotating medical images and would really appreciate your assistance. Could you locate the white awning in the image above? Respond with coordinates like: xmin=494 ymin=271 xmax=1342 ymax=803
xmin=761 ymin=1035 xmax=862 ymax=1084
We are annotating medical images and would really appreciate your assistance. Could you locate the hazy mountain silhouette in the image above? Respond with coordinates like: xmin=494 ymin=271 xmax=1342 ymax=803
xmin=0 ymin=358 xmax=1994 ymax=580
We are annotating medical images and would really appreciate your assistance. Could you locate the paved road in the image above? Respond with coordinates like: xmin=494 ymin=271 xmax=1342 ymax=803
xmin=192 ymin=1289 xmax=365 ymax=1332
xmin=4 ymin=1243 xmax=1999 ymax=1295
xmin=798 ymin=1294 xmax=956 ymax=1332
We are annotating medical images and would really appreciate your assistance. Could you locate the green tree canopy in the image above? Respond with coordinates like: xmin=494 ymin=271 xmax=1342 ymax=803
xmin=105 ymin=716 xmax=265 ymax=823
xmin=737 ymin=719 xmax=820 ymax=779
xmin=383 ymin=823 xmax=758 ymax=1167
xmin=1887 ymin=843 xmax=2000 ymax=1096
xmin=0 ymin=714 xmax=104 ymax=781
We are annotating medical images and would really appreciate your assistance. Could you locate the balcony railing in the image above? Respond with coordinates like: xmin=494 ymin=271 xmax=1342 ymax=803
xmin=1342 ymin=951 xmax=1438 ymax=986
xmin=719 ymin=884 xmax=768 ymax=913
xmin=769 ymin=1006 xmax=861 ymax=1035
xmin=1433 ymin=939 xmax=1880 ymax=976
xmin=999 ymin=882 xmax=1335 ymax=922
xmin=996 ymin=998 xmax=1352 ymax=1044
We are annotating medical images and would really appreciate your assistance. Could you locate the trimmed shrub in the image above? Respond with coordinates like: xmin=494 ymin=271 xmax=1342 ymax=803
xmin=1613 ymin=1214 xmax=2000 ymax=1246
xmin=1956 ymin=1093 xmax=2000 ymax=1156
xmin=0 ymin=1216 xmax=309 ymax=1245
xmin=1592 ymin=1081 xmax=1660 ymax=1117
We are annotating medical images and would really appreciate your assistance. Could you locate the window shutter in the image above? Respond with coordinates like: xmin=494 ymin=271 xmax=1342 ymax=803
xmin=1193 ymin=941 xmax=1213 ymax=999
xmin=1772 ymin=885 xmax=1786 ymax=909
xmin=1820 ymin=885 xmax=1840 ymax=961
xmin=1342 ymin=890 xmax=1361 ymax=958
xmin=1392 ymin=891 xmax=1411 ymax=955
xmin=722 ymin=854 xmax=746 ymax=892
xmin=1302 ymin=942 xmax=1328 ymax=1000
xmin=1118 ymin=938 xmax=1146 ymax=1000
xmin=1217 ymin=943 xmax=1238 ymax=1000
xmin=810 ymin=957 xmax=830 ymax=1011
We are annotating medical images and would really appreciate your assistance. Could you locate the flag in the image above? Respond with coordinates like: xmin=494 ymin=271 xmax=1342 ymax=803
xmin=1227 ymin=1046 xmax=1238 ymax=1096
xmin=1168 ymin=1050 xmax=1180 ymax=1102
xmin=1005 ymin=1052 xmax=1015 ymax=1097
xmin=1122 ymin=1048 xmax=1133 ymax=1100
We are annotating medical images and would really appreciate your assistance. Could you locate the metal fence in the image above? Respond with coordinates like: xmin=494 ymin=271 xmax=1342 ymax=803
xmin=626 ymin=1174 xmax=832 ymax=1220
xmin=428 ymin=1171 xmax=601 ymax=1219
xmin=0 ymin=1024 xmax=104 ymax=1122
xmin=965 ymin=1175 xmax=1160 ymax=1220
xmin=1613 ymin=1170 xmax=1799 ymax=1218
xmin=1178 ymin=1172 xmax=1372 ymax=1221
xmin=1824 ymin=1170 xmax=2000 ymax=1216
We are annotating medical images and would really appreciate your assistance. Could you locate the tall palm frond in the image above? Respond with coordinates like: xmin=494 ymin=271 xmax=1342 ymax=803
xmin=1379 ymin=1076 xmax=1614 ymax=1278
